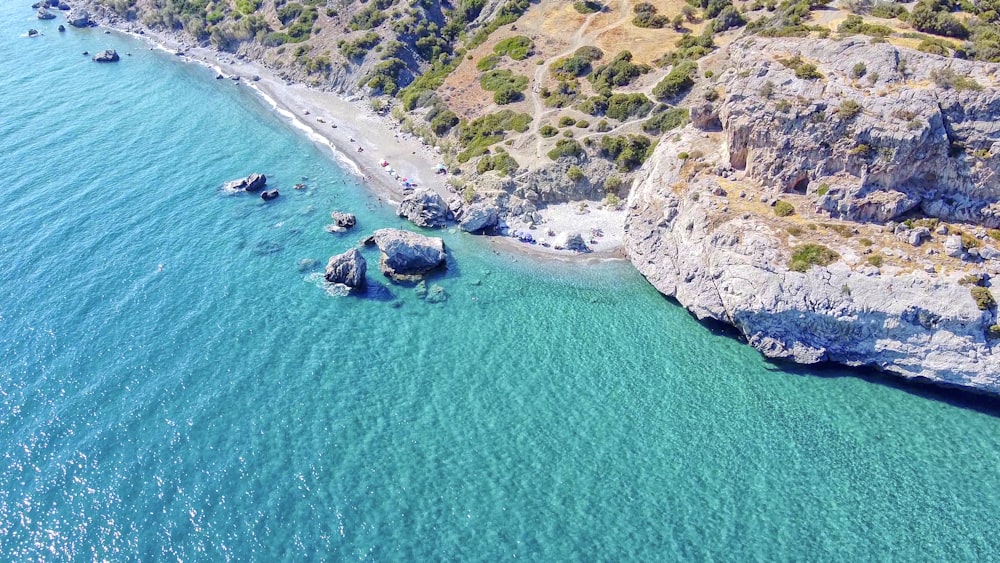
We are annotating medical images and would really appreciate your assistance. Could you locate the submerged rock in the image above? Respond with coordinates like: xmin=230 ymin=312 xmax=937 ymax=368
xmin=397 ymin=188 xmax=451 ymax=228
xmin=425 ymin=284 xmax=448 ymax=303
xmin=324 ymin=248 xmax=366 ymax=288
xmin=222 ymin=173 xmax=266 ymax=192
xmin=92 ymin=49 xmax=120 ymax=63
xmin=27 ymin=29 xmax=39 ymax=37
xmin=57 ymin=24 xmax=65 ymax=32
xmin=369 ymin=228 xmax=446 ymax=281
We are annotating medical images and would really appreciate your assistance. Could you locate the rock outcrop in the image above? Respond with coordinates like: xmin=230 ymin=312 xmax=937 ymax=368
xmin=367 ymin=228 xmax=446 ymax=281
xmin=716 ymin=37 xmax=1000 ymax=228
xmin=36 ymin=8 xmax=56 ymax=19
xmin=397 ymin=189 xmax=451 ymax=228
xmin=324 ymin=248 xmax=366 ymax=288
xmin=328 ymin=211 xmax=357 ymax=232
xmin=222 ymin=173 xmax=266 ymax=192
xmin=458 ymin=203 xmax=499 ymax=233
xmin=260 ymin=189 xmax=279 ymax=201
xmin=67 ymin=8 xmax=89 ymax=27
xmin=624 ymin=127 xmax=1000 ymax=393
xmin=92 ymin=49 xmax=119 ymax=63
xmin=554 ymin=232 xmax=588 ymax=252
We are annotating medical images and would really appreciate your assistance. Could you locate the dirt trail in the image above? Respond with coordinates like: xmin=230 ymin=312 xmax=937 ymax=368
xmin=523 ymin=0 xmax=635 ymax=156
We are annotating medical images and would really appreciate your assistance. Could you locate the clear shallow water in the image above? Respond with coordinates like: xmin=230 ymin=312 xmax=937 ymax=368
xmin=3 ymin=6 xmax=1000 ymax=561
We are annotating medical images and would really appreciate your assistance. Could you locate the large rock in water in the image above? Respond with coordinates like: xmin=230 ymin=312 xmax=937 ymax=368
xmin=369 ymin=228 xmax=446 ymax=281
xmin=92 ymin=50 xmax=120 ymax=63
xmin=459 ymin=203 xmax=499 ymax=233
xmin=324 ymin=248 xmax=366 ymax=288
xmin=67 ymin=8 xmax=90 ymax=27
xmin=328 ymin=211 xmax=356 ymax=232
xmin=397 ymin=189 xmax=451 ymax=228
xmin=222 ymin=173 xmax=266 ymax=192
xmin=36 ymin=8 xmax=56 ymax=19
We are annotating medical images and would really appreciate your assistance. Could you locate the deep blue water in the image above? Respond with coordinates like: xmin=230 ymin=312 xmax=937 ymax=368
xmin=3 ymin=5 xmax=1000 ymax=560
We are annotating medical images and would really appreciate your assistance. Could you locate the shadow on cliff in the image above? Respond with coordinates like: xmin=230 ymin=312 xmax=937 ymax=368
xmin=664 ymin=294 xmax=1000 ymax=417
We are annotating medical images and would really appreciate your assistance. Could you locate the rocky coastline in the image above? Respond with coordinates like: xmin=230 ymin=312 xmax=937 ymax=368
xmin=625 ymin=37 xmax=1000 ymax=393
xmin=47 ymin=2 xmax=1000 ymax=393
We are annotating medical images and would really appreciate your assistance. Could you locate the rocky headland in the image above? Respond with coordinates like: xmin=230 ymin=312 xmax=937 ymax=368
xmin=626 ymin=37 xmax=1000 ymax=392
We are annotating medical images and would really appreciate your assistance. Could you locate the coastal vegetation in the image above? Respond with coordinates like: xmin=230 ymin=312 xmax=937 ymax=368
xmin=788 ymin=244 xmax=840 ymax=272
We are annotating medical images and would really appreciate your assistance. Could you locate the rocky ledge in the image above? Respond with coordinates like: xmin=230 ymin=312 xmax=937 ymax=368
xmin=624 ymin=37 xmax=1000 ymax=393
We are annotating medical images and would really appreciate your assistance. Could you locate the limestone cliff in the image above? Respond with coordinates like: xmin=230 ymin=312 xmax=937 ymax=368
xmin=625 ymin=37 xmax=1000 ymax=393
xmin=716 ymin=37 xmax=1000 ymax=227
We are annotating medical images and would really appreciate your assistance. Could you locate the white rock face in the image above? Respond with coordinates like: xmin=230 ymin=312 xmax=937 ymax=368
xmin=715 ymin=37 xmax=1000 ymax=228
xmin=624 ymin=133 xmax=1000 ymax=393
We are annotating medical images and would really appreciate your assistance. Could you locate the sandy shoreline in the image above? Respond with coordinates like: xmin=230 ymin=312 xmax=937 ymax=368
xmin=97 ymin=16 xmax=627 ymax=263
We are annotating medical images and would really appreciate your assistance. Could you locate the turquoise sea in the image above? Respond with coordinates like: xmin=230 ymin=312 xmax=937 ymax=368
xmin=4 ymin=5 xmax=1000 ymax=560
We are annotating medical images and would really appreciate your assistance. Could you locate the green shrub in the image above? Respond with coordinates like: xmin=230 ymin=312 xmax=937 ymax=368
xmin=477 ymin=53 xmax=500 ymax=71
xmin=870 ymin=1 xmax=906 ymax=18
xmin=838 ymin=99 xmax=863 ymax=119
xmin=795 ymin=62 xmax=823 ymax=79
xmin=605 ymin=93 xmax=654 ymax=121
xmin=816 ymin=183 xmax=830 ymax=196
xmin=540 ymin=124 xmax=558 ymax=137
xmin=713 ymin=6 xmax=747 ymax=32
xmin=551 ymin=47 xmax=604 ymax=79
xmin=600 ymin=134 xmax=654 ymax=171
xmin=341 ymin=31 xmax=381 ymax=59
xmin=850 ymin=62 xmax=867 ymax=78
xmin=349 ymin=5 xmax=386 ymax=30
xmin=480 ymin=69 xmax=529 ymax=92
xmin=930 ymin=67 xmax=982 ymax=91
xmin=774 ymin=200 xmax=795 ymax=216
xmin=605 ymin=175 xmax=624 ymax=193
xmin=567 ymin=165 xmax=585 ymax=181
xmin=788 ymin=244 xmax=840 ymax=272
xmin=494 ymin=35 xmax=534 ymax=60
xmin=574 ymin=0 xmax=604 ymax=13
xmin=547 ymin=138 xmax=585 ymax=160
xmin=643 ymin=107 xmax=689 ymax=134
xmin=429 ymin=109 xmax=459 ymax=135
xmin=589 ymin=51 xmax=651 ymax=92
xmin=363 ymin=58 xmax=406 ymax=94
xmin=595 ymin=119 xmax=611 ymax=132
xmin=559 ymin=116 xmax=577 ymax=127
xmin=236 ymin=0 xmax=262 ymax=14
xmin=652 ymin=61 xmax=696 ymax=101
xmin=477 ymin=151 xmax=519 ymax=175
xmin=838 ymin=15 xmax=893 ymax=37
xmin=910 ymin=0 xmax=969 ymax=39
xmin=457 ymin=110 xmax=532 ymax=161
xmin=562 ymin=129 xmax=575 ymax=138
xmin=633 ymin=2 xmax=669 ymax=27
xmin=971 ymin=286 xmax=996 ymax=310
xmin=575 ymin=119 xmax=590 ymax=128
xmin=988 ymin=324 xmax=1000 ymax=339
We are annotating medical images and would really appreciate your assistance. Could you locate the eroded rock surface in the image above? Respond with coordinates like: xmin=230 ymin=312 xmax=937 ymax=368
xmin=369 ymin=228 xmax=446 ymax=281
xmin=625 ymin=117 xmax=1000 ymax=393
xmin=717 ymin=38 xmax=1000 ymax=227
